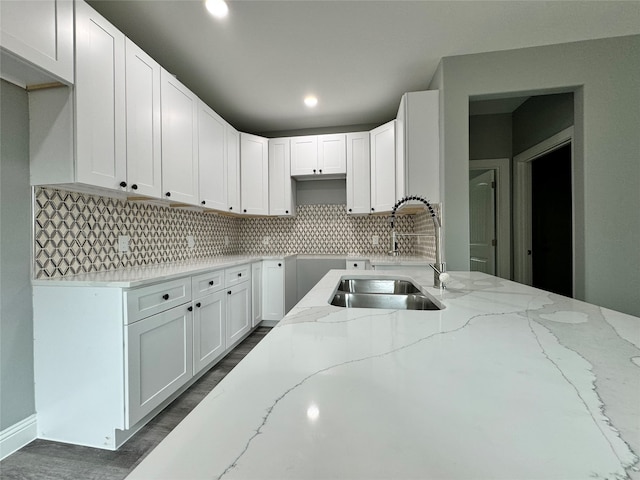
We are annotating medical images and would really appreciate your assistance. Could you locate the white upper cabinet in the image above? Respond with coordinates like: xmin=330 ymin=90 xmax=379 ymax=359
xmin=370 ymin=120 xmax=396 ymax=213
xmin=290 ymin=134 xmax=346 ymax=178
xmin=268 ymin=138 xmax=295 ymax=216
xmin=226 ymin=125 xmax=241 ymax=214
xmin=125 ymin=38 xmax=161 ymax=198
xmin=161 ymin=69 xmax=199 ymax=205
xmin=290 ymin=136 xmax=318 ymax=176
xmin=346 ymin=132 xmax=371 ymax=214
xmin=240 ymin=133 xmax=269 ymax=215
xmin=396 ymin=90 xmax=440 ymax=202
xmin=0 ymin=0 xmax=74 ymax=85
xmin=74 ymin=0 xmax=127 ymax=191
xmin=317 ymin=134 xmax=347 ymax=175
xmin=198 ymin=101 xmax=227 ymax=210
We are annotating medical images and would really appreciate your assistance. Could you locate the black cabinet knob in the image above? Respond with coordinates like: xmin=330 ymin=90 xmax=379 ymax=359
xmin=313 ymin=169 xmax=316 ymax=173
xmin=196 ymin=302 xmax=201 ymax=308
xmin=188 ymin=306 xmax=193 ymax=312
xmin=131 ymin=184 xmax=138 ymax=190
xmin=229 ymin=206 xmax=233 ymax=210
xmin=285 ymin=210 xmax=289 ymax=214
xmin=119 ymin=181 xmax=127 ymax=188
xmin=319 ymin=169 xmax=322 ymax=173
xmin=162 ymin=294 xmax=170 ymax=300
xmin=237 ymin=273 xmax=242 ymax=277
xmin=243 ymin=209 xmax=247 ymax=213
xmin=209 ymin=280 xmax=214 ymax=286
xmin=165 ymin=192 xmax=171 ymax=197
xmin=348 ymin=208 xmax=352 ymax=212
xmin=278 ymin=263 xmax=282 ymax=267
xmin=371 ymin=207 xmax=375 ymax=211
xmin=201 ymin=200 xmax=206 ymax=205
xmin=354 ymin=263 xmax=358 ymax=267
xmin=227 ymin=290 xmax=232 ymax=295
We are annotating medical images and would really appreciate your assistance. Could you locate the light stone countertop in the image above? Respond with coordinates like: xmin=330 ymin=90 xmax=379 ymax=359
xmin=126 ymin=269 xmax=640 ymax=480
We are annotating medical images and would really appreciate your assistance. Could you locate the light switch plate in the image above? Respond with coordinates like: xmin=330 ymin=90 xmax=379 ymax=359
xmin=118 ymin=235 xmax=130 ymax=253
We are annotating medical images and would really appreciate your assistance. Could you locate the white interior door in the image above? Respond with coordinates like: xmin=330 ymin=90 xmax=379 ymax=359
xmin=469 ymin=169 xmax=496 ymax=275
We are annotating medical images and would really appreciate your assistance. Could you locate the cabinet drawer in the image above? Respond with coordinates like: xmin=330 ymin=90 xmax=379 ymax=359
xmin=125 ymin=278 xmax=192 ymax=325
xmin=225 ymin=264 xmax=250 ymax=287
xmin=192 ymin=270 xmax=224 ymax=299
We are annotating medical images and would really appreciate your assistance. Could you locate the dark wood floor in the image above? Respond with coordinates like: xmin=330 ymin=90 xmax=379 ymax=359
xmin=0 ymin=327 xmax=271 ymax=480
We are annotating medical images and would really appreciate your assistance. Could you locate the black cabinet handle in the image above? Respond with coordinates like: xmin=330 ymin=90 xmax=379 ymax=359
xmin=229 ymin=206 xmax=233 ymax=211
xmin=196 ymin=302 xmax=201 ymax=308
xmin=209 ymin=280 xmax=214 ymax=286
xmin=278 ymin=263 xmax=282 ymax=267
xmin=188 ymin=306 xmax=193 ymax=312
xmin=227 ymin=290 xmax=232 ymax=295
xmin=165 ymin=192 xmax=171 ymax=197
xmin=371 ymin=207 xmax=375 ymax=211
xmin=131 ymin=184 xmax=138 ymax=190
xmin=162 ymin=294 xmax=170 ymax=300
xmin=237 ymin=273 xmax=242 ymax=277
xmin=319 ymin=169 xmax=322 ymax=173
xmin=285 ymin=210 xmax=289 ymax=214
xmin=201 ymin=200 xmax=206 ymax=205
xmin=313 ymin=169 xmax=316 ymax=173
xmin=354 ymin=263 xmax=358 ymax=267
xmin=243 ymin=209 xmax=247 ymax=213
xmin=120 ymin=181 xmax=127 ymax=188
xmin=348 ymin=208 xmax=352 ymax=212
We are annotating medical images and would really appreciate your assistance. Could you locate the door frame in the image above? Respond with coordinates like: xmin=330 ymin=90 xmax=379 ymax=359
xmin=513 ymin=126 xmax=574 ymax=292
xmin=469 ymin=158 xmax=511 ymax=279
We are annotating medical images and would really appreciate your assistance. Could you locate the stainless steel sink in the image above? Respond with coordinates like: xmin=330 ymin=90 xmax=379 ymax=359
xmin=331 ymin=277 xmax=443 ymax=311
xmin=337 ymin=278 xmax=421 ymax=294
xmin=331 ymin=292 xmax=441 ymax=310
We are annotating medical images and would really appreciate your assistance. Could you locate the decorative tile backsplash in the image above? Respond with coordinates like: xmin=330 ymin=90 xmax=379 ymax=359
xmin=33 ymin=187 xmax=435 ymax=278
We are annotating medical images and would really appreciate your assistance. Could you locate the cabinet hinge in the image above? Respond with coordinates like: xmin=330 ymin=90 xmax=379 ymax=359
xmin=491 ymin=238 xmax=497 ymax=246
xmin=491 ymin=181 xmax=496 ymax=189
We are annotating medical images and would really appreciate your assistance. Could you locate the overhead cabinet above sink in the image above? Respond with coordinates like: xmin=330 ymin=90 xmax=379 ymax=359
xmin=290 ymin=134 xmax=347 ymax=178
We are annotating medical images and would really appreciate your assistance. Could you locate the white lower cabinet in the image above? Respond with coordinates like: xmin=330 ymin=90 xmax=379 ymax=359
xmin=32 ymin=262 xmax=256 ymax=451
xmin=192 ymin=289 xmax=226 ymax=375
xmin=262 ymin=260 xmax=285 ymax=321
xmin=251 ymin=261 xmax=263 ymax=327
xmin=226 ymin=281 xmax=251 ymax=349
xmin=126 ymin=304 xmax=193 ymax=427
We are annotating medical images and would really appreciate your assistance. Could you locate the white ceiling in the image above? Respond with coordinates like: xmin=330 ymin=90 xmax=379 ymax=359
xmin=87 ymin=0 xmax=640 ymax=135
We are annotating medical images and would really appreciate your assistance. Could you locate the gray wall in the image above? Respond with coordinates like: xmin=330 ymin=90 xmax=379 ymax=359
xmin=296 ymin=179 xmax=347 ymax=205
xmin=469 ymin=113 xmax=512 ymax=160
xmin=0 ymin=80 xmax=35 ymax=430
xmin=430 ymin=34 xmax=640 ymax=317
xmin=512 ymin=93 xmax=574 ymax=155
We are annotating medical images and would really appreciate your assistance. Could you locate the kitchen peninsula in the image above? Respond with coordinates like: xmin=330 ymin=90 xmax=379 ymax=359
xmin=126 ymin=269 xmax=640 ymax=480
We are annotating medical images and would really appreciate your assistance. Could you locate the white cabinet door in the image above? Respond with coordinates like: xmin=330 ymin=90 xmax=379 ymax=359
xmin=125 ymin=38 xmax=161 ymax=198
xmin=192 ymin=290 xmax=226 ymax=374
xmin=370 ymin=120 xmax=396 ymax=213
xmin=0 ymin=0 xmax=74 ymax=84
xmin=251 ymin=261 xmax=262 ymax=327
xmin=396 ymin=90 xmax=440 ymax=202
xmin=226 ymin=125 xmax=241 ymax=214
xmin=161 ymin=69 xmax=199 ymax=205
xmin=226 ymin=281 xmax=251 ymax=348
xmin=240 ymin=133 xmax=269 ymax=215
xmin=74 ymin=1 xmax=127 ymax=190
xmin=126 ymin=304 xmax=193 ymax=427
xmin=268 ymin=138 xmax=295 ymax=216
xmin=290 ymin=136 xmax=318 ymax=176
xmin=198 ymin=101 xmax=227 ymax=210
xmin=262 ymin=260 xmax=284 ymax=321
xmin=346 ymin=132 xmax=370 ymax=214
xmin=318 ymin=134 xmax=346 ymax=175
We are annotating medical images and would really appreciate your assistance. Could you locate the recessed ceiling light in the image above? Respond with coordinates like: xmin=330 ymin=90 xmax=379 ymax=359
xmin=205 ymin=0 xmax=229 ymax=18
xmin=304 ymin=96 xmax=318 ymax=108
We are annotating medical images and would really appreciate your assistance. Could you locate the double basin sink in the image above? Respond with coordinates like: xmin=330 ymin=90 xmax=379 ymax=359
xmin=331 ymin=277 xmax=443 ymax=311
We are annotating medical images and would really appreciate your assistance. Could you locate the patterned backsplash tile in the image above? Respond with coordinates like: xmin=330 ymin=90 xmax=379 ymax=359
xmin=33 ymin=187 xmax=435 ymax=278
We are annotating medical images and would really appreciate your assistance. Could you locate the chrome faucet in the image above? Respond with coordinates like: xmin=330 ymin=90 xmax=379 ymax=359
xmin=389 ymin=195 xmax=449 ymax=288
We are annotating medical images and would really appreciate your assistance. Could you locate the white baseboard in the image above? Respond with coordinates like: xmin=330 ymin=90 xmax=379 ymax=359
xmin=0 ymin=414 xmax=37 ymax=461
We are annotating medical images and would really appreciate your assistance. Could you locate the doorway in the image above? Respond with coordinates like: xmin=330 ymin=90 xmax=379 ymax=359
xmin=531 ymin=144 xmax=573 ymax=296
xmin=514 ymin=126 xmax=575 ymax=297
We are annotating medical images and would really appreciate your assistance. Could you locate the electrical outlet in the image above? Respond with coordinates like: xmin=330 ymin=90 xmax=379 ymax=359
xmin=372 ymin=235 xmax=379 ymax=246
xmin=118 ymin=235 xmax=130 ymax=253
xmin=262 ymin=236 xmax=270 ymax=245
xmin=187 ymin=235 xmax=195 ymax=249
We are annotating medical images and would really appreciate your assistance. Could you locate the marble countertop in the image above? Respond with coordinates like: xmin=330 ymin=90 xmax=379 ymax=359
xmin=126 ymin=270 xmax=640 ymax=480
xmin=31 ymin=254 xmax=432 ymax=288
